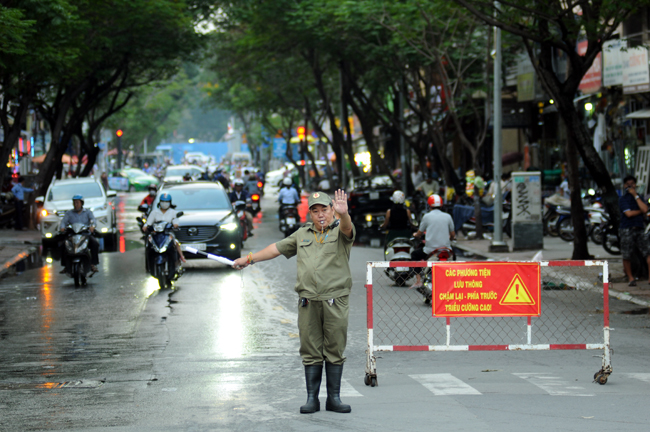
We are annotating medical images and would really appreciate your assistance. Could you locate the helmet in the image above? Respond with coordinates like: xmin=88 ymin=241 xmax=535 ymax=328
xmin=234 ymin=178 xmax=245 ymax=186
xmin=159 ymin=193 xmax=172 ymax=202
xmin=72 ymin=194 xmax=84 ymax=205
xmin=282 ymin=177 xmax=292 ymax=186
xmin=391 ymin=190 xmax=405 ymax=204
xmin=427 ymin=194 xmax=443 ymax=208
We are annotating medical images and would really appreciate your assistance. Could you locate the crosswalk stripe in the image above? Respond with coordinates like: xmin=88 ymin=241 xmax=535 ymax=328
xmin=622 ymin=373 xmax=650 ymax=384
xmin=513 ymin=373 xmax=594 ymax=396
xmin=409 ymin=373 xmax=482 ymax=395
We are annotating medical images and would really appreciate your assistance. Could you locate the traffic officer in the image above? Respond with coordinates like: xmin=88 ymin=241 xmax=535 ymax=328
xmin=11 ymin=176 xmax=34 ymax=230
xmin=232 ymin=189 xmax=355 ymax=414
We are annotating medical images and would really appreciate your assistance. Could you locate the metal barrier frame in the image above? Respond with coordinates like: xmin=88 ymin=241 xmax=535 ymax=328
xmin=364 ymin=260 xmax=612 ymax=387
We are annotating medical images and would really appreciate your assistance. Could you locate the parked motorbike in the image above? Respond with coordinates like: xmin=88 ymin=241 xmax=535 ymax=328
xmin=62 ymin=223 xmax=93 ymax=287
xmin=461 ymin=201 xmax=512 ymax=238
xmin=543 ymin=203 xmax=560 ymax=237
xmin=383 ymin=236 xmax=415 ymax=287
xmin=600 ymin=213 xmax=621 ymax=255
xmin=279 ymin=204 xmax=300 ymax=237
xmin=233 ymin=200 xmax=250 ymax=242
xmin=144 ymin=212 xmax=184 ymax=290
xmin=556 ymin=206 xmax=594 ymax=242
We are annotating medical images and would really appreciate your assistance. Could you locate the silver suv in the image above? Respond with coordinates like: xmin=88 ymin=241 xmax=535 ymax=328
xmin=37 ymin=178 xmax=118 ymax=251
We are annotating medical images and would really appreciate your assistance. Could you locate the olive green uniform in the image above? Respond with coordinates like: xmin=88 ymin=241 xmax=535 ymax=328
xmin=276 ymin=219 xmax=356 ymax=366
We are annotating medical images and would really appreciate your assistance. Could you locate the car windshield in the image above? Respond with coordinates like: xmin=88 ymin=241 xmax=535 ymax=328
xmin=155 ymin=188 xmax=231 ymax=210
xmin=125 ymin=168 xmax=149 ymax=177
xmin=354 ymin=176 xmax=392 ymax=189
xmin=48 ymin=183 xmax=103 ymax=201
xmin=166 ymin=167 xmax=201 ymax=177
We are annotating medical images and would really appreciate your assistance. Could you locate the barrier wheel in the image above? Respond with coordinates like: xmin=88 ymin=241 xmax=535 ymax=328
xmin=364 ymin=374 xmax=371 ymax=386
xmin=370 ymin=377 xmax=377 ymax=387
xmin=595 ymin=374 xmax=608 ymax=385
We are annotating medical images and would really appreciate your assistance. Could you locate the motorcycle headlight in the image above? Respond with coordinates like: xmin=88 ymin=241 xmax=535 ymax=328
xmin=221 ymin=222 xmax=238 ymax=231
xmin=365 ymin=214 xmax=373 ymax=222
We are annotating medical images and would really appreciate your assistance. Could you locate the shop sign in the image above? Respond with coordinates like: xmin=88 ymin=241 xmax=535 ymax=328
xmin=623 ymin=46 xmax=650 ymax=94
xmin=603 ymin=39 xmax=626 ymax=87
xmin=578 ymin=40 xmax=602 ymax=94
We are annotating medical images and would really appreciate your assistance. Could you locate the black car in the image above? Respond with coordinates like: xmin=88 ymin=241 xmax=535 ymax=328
xmin=347 ymin=175 xmax=396 ymax=230
xmin=151 ymin=181 xmax=243 ymax=261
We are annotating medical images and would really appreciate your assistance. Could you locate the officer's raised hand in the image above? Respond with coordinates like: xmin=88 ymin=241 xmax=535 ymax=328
xmin=333 ymin=189 xmax=348 ymax=215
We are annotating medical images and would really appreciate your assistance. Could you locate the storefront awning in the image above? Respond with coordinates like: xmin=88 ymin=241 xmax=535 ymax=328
xmin=626 ymin=108 xmax=650 ymax=119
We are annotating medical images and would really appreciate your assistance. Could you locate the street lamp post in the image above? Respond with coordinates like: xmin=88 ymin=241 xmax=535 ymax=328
xmin=490 ymin=3 xmax=509 ymax=252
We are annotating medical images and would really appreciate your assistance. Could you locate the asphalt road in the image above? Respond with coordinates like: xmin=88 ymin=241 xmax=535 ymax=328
xmin=0 ymin=190 xmax=650 ymax=431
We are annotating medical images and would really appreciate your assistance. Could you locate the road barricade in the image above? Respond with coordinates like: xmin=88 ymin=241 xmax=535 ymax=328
xmin=363 ymin=260 xmax=612 ymax=388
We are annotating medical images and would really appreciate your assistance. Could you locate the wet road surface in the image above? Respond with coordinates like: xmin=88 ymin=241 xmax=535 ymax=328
xmin=1 ymin=190 xmax=650 ymax=431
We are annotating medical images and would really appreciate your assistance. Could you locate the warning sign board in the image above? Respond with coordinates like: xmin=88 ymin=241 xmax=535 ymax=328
xmin=432 ymin=263 xmax=541 ymax=317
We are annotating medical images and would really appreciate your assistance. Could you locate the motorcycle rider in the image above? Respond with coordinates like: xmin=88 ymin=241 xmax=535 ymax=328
xmin=229 ymin=178 xmax=254 ymax=234
xmin=142 ymin=193 xmax=186 ymax=275
xmin=278 ymin=176 xmax=301 ymax=209
xmin=59 ymin=195 xmax=99 ymax=274
xmin=139 ymin=184 xmax=158 ymax=212
xmin=379 ymin=190 xmax=415 ymax=245
xmin=410 ymin=194 xmax=455 ymax=289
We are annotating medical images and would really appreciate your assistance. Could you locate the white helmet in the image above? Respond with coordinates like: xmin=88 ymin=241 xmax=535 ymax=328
xmin=391 ymin=190 xmax=405 ymax=204
xmin=234 ymin=178 xmax=244 ymax=186
xmin=282 ymin=177 xmax=292 ymax=186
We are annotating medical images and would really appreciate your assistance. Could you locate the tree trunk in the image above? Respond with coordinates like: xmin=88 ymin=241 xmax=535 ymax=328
xmin=566 ymin=135 xmax=591 ymax=259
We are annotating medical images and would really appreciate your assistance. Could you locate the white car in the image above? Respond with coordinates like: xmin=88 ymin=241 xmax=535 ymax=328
xmin=37 ymin=178 xmax=118 ymax=251
xmin=163 ymin=165 xmax=205 ymax=183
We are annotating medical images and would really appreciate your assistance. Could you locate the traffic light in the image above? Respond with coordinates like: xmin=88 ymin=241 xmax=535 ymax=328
xmin=537 ymin=102 xmax=544 ymax=126
xmin=116 ymin=129 xmax=123 ymax=137
xmin=297 ymin=126 xmax=306 ymax=140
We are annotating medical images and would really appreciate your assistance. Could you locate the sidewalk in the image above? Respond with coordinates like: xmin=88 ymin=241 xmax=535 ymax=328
xmin=0 ymin=228 xmax=42 ymax=277
xmin=454 ymin=235 xmax=650 ymax=307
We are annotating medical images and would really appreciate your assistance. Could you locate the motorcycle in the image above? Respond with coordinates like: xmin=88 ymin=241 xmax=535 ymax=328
xmin=233 ymin=200 xmax=250 ymax=242
xmin=416 ymin=244 xmax=456 ymax=306
xmin=62 ymin=223 xmax=93 ymax=287
xmin=556 ymin=206 xmax=594 ymax=242
xmin=279 ymin=203 xmax=300 ymax=237
xmin=600 ymin=213 xmax=621 ymax=255
xmin=383 ymin=236 xmax=414 ymax=287
xmin=144 ymin=212 xmax=184 ymax=290
xmin=461 ymin=201 xmax=512 ymax=238
xmin=250 ymin=192 xmax=261 ymax=217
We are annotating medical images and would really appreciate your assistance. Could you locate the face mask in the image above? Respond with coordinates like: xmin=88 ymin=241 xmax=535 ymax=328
xmin=160 ymin=202 xmax=170 ymax=210
xmin=149 ymin=191 xmax=156 ymax=196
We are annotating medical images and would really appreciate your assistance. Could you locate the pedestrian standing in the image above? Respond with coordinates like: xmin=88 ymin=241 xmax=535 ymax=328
xmin=11 ymin=176 xmax=34 ymax=231
xmin=619 ymin=175 xmax=650 ymax=286
xmin=232 ymin=190 xmax=355 ymax=414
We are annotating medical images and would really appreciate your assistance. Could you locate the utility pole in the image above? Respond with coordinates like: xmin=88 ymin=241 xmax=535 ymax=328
xmin=339 ymin=68 xmax=347 ymax=190
xmin=490 ymin=2 xmax=508 ymax=252
xmin=116 ymin=129 xmax=123 ymax=170
xmin=399 ymin=77 xmax=408 ymax=193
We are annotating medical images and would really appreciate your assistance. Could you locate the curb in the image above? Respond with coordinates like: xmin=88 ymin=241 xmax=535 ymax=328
xmin=0 ymin=245 xmax=39 ymax=277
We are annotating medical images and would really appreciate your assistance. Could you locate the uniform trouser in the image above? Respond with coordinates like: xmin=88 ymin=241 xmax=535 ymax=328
xmin=298 ymin=296 xmax=349 ymax=366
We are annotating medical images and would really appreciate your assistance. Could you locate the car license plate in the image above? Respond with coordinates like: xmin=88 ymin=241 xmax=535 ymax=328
xmin=395 ymin=267 xmax=408 ymax=272
xmin=369 ymin=192 xmax=379 ymax=200
xmin=182 ymin=243 xmax=206 ymax=252
xmin=287 ymin=217 xmax=296 ymax=225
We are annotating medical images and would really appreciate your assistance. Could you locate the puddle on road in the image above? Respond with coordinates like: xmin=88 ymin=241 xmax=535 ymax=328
xmin=0 ymin=380 xmax=104 ymax=390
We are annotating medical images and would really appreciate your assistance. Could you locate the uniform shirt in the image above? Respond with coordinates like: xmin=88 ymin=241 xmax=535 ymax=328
xmin=11 ymin=183 xmax=34 ymax=201
xmin=419 ymin=209 xmax=454 ymax=254
xmin=619 ymin=193 xmax=644 ymax=229
xmin=278 ymin=186 xmax=300 ymax=205
xmin=417 ymin=180 xmax=439 ymax=197
xmin=145 ymin=208 xmax=179 ymax=227
xmin=276 ymin=219 xmax=356 ymax=301
xmin=61 ymin=208 xmax=96 ymax=228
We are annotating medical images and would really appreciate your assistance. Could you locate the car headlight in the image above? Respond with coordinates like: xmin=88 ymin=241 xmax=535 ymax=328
xmin=221 ymin=222 xmax=238 ymax=231
xmin=41 ymin=209 xmax=49 ymax=217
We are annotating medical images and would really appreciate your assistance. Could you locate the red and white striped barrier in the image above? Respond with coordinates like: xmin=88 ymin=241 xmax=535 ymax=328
xmin=364 ymin=260 xmax=612 ymax=387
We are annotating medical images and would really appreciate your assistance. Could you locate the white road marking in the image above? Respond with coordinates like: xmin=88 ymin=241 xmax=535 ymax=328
xmin=410 ymin=373 xmax=482 ymax=396
xmin=513 ymin=373 xmax=594 ymax=396
xmin=622 ymin=373 xmax=650 ymax=384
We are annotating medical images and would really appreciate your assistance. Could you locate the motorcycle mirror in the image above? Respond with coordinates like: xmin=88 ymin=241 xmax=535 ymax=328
xmin=138 ymin=204 xmax=149 ymax=212
xmin=176 ymin=211 xmax=184 ymax=217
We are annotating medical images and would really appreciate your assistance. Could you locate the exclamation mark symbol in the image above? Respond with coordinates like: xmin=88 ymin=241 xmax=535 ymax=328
xmin=515 ymin=283 xmax=519 ymax=300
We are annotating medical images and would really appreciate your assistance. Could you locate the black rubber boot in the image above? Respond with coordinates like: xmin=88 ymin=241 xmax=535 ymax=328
xmin=300 ymin=364 xmax=322 ymax=414
xmin=325 ymin=362 xmax=351 ymax=413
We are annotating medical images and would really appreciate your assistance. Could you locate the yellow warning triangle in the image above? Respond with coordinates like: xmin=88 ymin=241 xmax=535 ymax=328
xmin=499 ymin=274 xmax=535 ymax=305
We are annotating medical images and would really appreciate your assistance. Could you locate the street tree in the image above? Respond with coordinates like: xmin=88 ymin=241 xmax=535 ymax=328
xmin=453 ymin=0 xmax=645 ymax=258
